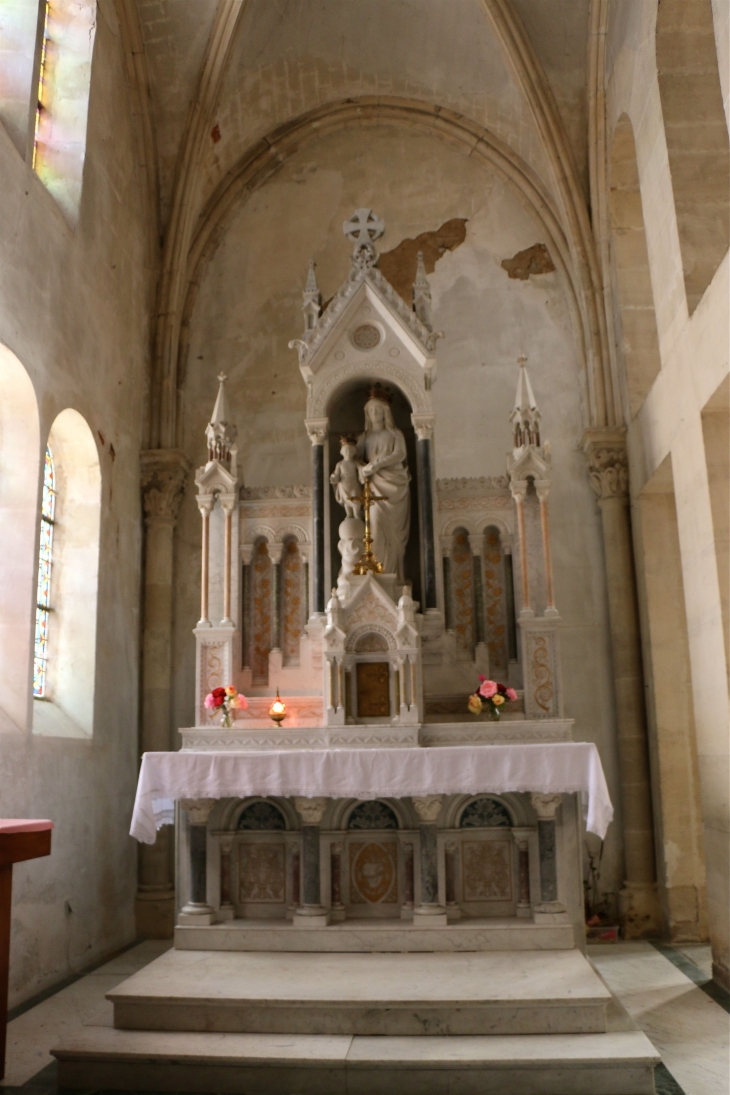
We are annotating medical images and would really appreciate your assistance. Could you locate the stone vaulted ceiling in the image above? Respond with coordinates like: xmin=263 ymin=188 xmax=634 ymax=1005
xmin=135 ymin=0 xmax=591 ymax=229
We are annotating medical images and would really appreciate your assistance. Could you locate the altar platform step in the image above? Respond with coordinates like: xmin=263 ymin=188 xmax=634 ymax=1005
xmin=107 ymin=948 xmax=611 ymax=1036
xmin=52 ymin=1012 xmax=660 ymax=1095
xmin=175 ymin=916 xmax=575 ymax=952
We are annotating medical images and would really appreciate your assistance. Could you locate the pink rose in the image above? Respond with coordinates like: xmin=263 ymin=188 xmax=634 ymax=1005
xmin=237 ymin=694 xmax=248 ymax=710
xmin=478 ymin=679 xmax=498 ymax=699
xmin=506 ymin=687 xmax=517 ymax=702
xmin=203 ymin=693 xmax=216 ymax=710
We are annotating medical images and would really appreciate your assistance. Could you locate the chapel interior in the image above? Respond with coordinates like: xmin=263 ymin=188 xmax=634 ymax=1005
xmin=0 ymin=1 xmax=728 ymax=1093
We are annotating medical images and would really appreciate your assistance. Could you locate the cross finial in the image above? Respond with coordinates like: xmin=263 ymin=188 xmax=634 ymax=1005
xmin=217 ymin=371 xmax=227 ymax=384
xmin=343 ymin=208 xmax=385 ymax=245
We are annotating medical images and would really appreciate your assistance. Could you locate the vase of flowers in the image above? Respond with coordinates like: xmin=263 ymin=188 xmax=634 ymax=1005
xmin=467 ymin=676 xmax=517 ymax=720
xmin=204 ymin=685 xmax=248 ymax=727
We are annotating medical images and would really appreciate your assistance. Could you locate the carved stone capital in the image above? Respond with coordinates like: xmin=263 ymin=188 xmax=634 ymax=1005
xmin=197 ymin=493 xmax=215 ymax=518
xmin=293 ymin=795 xmax=328 ymax=825
xmin=411 ymin=413 xmax=435 ymax=442
xmin=530 ymin=792 xmax=562 ymax=820
xmin=412 ymin=794 xmax=443 ymax=823
xmin=509 ymin=478 xmax=529 ymax=504
xmin=305 ymin=418 xmax=329 ymax=446
xmin=219 ymin=491 xmax=238 ymax=516
xmin=582 ymin=428 xmax=629 ymax=501
xmin=534 ymin=479 xmax=551 ymax=503
xmin=180 ymin=798 xmax=216 ymax=824
xmin=141 ymin=449 xmax=191 ymax=524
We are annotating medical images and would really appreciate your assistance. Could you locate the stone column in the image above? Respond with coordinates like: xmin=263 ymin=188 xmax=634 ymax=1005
xmin=512 ymin=827 xmax=532 ymax=918
xmin=306 ymin=420 xmax=328 ymax=615
xmin=136 ymin=449 xmax=190 ymax=939
xmin=218 ymin=835 xmax=234 ymax=921
xmin=511 ymin=478 xmax=531 ymax=613
xmin=412 ymin=416 xmax=437 ymax=610
xmin=535 ymin=480 xmax=556 ymax=613
xmin=241 ymin=545 xmax=253 ymax=671
xmin=293 ymin=797 xmax=329 ymax=927
xmin=330 ymin=841 xmax=346 ymax=922
xmin=401 ymin=840 xmax=415 ymax=918
xmin=197 ymin=494 xmax=214 ymax=627
xmin=445 ymin=839 xmax=461 ymax=920
xmin=179 ymin=799 xmax=216 ymax=925
xmin=412 ymin=795 xmax=447 ymax=925
xmin=442 ymin=550 xmax=454 ymax=631
xmin=583 ymin=430 xmax=660 ymax=936
xmin=286 ymin=833 xmax=300 ymax=920
xmin=220 ymin=493 xmax=237 ymax=627
xmin=530 ymin=793 xmax=565 ymax=915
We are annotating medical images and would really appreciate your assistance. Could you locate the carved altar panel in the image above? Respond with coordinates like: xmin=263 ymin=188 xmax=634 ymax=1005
xmin=238 ymin=842 xmax=286 ymax=903
xmin=348 ymin=839 xmax=398 ymax=906
xmin=461 ymin=839 xmax=512 ymax=902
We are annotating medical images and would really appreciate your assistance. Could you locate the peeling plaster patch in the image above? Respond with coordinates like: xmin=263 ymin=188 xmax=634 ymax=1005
xmin=378 ymin=218 xmax=468 ymax=303
xmin=501 ymin=242 xmax=555 ymax=280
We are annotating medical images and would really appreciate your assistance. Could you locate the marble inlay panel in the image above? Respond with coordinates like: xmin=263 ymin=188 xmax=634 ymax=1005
xmin=483 ymin=527 xmax=508 ymax=671
xmin=252 ymin=540 xmax=272 ymax=682
xmin=451 ymin=529 xmax=474 ymax=652
xmin=282 ymin=539 xmax=303 ymax=665
xmin=239 ymin=843 xmax=285 ymax=903
xmin=461 ymin=839 xmax=512 ymax=901
xmin=349 ymin=840 xmax=397 ymax=904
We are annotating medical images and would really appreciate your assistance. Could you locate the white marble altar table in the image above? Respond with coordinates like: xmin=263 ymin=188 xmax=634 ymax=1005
xmin=130 ymin=742 xmax=612 ymax=843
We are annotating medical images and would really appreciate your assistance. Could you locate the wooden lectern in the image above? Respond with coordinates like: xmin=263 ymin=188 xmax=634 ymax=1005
xmin=0 ymin=820 xmax=53 ymax=1080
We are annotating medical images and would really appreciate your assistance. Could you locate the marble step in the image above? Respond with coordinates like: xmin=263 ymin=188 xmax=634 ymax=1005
xmin=53 ymin=1020 xmax=660 ymax=1094
xmin=175 ymin=916 xmax=576 ymax=952
xmin=107 ymin=948 xmax=611 ymax=1036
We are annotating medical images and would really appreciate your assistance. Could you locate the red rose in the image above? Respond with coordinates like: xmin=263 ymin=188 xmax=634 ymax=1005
xmin=212 ymin=687 xmax=226 ymax=698
xmin=497 ymin=682 xmax=507 ymax=694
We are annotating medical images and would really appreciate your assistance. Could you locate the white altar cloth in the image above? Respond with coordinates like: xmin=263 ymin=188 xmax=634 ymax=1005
xmin=130 ymin=742 xmax=612 ymax=843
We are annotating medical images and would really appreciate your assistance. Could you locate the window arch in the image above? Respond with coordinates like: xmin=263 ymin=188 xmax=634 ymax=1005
xmin=32 ymin=409 xmax=101 ymax=738
xmin=0 ymin=343 xmax=40 ymax=732
xmin=33 ymin=446 xmax=55 ymax=697
xmin=656 ymin=0 xmax=730 ymax=312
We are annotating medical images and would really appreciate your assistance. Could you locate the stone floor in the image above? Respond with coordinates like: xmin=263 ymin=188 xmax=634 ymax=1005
xmin=1 ymin=939 xmax=727 ymax=1095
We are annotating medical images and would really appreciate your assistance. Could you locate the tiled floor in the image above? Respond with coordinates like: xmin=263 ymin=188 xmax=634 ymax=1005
xmin=1 ymin=938 xmax=727 ymax=1094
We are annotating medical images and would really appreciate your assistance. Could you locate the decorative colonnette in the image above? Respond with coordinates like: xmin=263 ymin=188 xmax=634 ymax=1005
xmin=176 ymin=791 xmax=568 ymax=929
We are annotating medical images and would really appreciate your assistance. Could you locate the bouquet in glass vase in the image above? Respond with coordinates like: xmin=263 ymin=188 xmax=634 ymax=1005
xmin=467 ymin=675 xmax=517 ymax=720
xmin=204 ymin=685 xmax=247 ymax=727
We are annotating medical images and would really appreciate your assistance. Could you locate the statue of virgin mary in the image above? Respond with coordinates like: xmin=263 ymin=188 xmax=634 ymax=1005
xmin=356 ymin=387 xmax=410 ymax=580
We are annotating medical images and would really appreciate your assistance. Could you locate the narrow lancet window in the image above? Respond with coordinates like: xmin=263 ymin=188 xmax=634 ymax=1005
xmin=33 ymin=445 xmax=55 ymax=697
xmin=31 ymin=0 xmax=50 ymax=172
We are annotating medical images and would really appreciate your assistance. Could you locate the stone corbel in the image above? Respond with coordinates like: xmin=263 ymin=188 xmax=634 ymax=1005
xmin=529 ymin=793 xmax=562 ymax=820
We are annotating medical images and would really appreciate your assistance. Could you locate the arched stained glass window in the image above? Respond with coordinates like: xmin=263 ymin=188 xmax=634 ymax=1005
xmin=33 ymin=447 xmax=55 ymax=697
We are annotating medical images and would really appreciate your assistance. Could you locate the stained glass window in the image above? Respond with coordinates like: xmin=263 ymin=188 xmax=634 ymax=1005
xmin=31 ymin=1 xmax=50 ymax=172
xmin=33 ymin=446 xmax=55 ymax=697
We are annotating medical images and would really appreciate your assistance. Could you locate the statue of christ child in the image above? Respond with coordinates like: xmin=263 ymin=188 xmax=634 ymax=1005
xmin=356 ymin=386 xmax=411 ymax=581
xmin=330 ymin=436 xmax=362 ymax=518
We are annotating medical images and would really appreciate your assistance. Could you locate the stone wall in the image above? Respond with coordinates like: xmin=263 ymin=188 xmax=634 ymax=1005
xmin=0 ymin=4 xmax=151 ymax=1006
xmin=604 ymin=0 xmax=729 ymax=981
